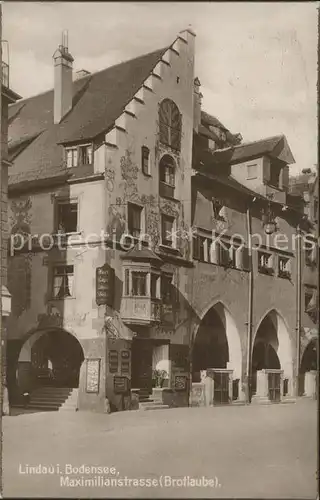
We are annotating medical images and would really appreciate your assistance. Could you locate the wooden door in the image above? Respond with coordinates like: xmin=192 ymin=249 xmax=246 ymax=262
xmin=131 ymin=340 xmax=153 ymax=393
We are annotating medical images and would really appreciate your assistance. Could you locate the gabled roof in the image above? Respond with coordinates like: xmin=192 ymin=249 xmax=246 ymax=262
xmin=211 ymin=135 xmax=295 ymax=165
xmin=8 ymin=47 xmax=167 ymax=185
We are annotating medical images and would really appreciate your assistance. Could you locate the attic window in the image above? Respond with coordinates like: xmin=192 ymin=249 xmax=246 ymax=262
xmin=65 ymin=144 xmax=93 ymax=168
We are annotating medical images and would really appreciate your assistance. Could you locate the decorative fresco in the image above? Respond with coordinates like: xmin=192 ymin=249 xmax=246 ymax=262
xmin=9 ymin=197 xmax=32 ymax=237
xmin=7 ymin=254 xmax=32 ymax=318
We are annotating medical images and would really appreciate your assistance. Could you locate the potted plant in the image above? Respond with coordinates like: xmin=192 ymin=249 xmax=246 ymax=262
xmin=152 ymin=369 xmax=169 ymax=388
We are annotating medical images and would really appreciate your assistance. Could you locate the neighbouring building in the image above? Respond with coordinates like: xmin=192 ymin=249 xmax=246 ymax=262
xmin=1 ymin=53 xmax=21 ymax=402
xmin=5 ymin=30 xmax=318 ymax=412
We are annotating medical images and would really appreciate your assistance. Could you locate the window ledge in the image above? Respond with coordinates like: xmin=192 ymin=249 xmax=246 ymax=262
xmin=48 ymin=296 xmax=76 ymax=301
xmin=159 ymin=244 xmax=180 ymax=254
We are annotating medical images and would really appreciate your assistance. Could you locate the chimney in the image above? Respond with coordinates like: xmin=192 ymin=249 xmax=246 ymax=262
xmin=74 ymin=69 xmax=91 ymax=81
xmin=53 ymin=31 xmax=74 ymax=124
xmin=193 ymin=77 xmax=202 ymax=133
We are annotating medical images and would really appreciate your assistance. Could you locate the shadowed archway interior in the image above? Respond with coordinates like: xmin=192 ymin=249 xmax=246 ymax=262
xmin=18 ymin=329 xmax=84 ymax=389
xmin=192 ymin=307 xmax=229 ymax=382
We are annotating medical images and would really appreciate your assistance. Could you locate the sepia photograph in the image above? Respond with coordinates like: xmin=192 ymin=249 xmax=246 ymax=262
xmin=0 ymin=2 xmax=318 ymax=498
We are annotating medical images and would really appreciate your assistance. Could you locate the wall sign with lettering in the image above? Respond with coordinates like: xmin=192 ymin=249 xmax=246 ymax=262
xmin=109 ymin=350 xmax=119 ymax=373
xmin=86 ymin=359 xmax=101 ymax=393
xmin=96 ymin=264 xmax=115 ymax=306
xmin=120 ymin=350 xmax=130 ymax=375
xmin=114 ymin=376 xmax=129 ymax=394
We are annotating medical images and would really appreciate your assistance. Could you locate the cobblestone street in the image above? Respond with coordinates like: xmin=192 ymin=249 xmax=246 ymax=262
xmin=3 ymin=399 xmax=318 ymax=498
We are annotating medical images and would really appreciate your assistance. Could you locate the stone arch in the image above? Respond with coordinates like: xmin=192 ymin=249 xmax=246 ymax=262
xmin=16 ymin=327 xmax=85 ymax=392
xmin=252 ymin=309 xmax=293 ymax=380
xmin=192 ymin=301 xmax=243 ymax=381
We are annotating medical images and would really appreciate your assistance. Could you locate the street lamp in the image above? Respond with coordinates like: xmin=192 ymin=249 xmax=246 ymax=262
xmin=262 ymin=196 xmax=278 ymax=235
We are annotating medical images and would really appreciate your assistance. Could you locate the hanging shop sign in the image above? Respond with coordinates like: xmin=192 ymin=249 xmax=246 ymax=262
xmin=96 ymin=264 xmax=115 ymax=307
xmin=120 ymin=350 xmax=131 ymax=375
xmin=109 ymin=350 xmax=119 ymax=374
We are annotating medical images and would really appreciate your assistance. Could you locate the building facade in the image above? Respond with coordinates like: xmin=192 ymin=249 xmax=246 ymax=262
xmin=1 ymin=53 xmax=21 ymax=412
xmin=5 ymin=30 xmax=318 ymax=412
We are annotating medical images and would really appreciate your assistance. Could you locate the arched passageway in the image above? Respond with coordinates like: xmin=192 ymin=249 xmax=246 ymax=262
xmin=252 ymin=310 xmax=293 ymax=399
xmin=17 ymin=329 xmax=84 ymax=391
xmin=192 ymin=302 xmax=242 ymax=402
xmin=299 ymin=339 xmax=318 ymax=397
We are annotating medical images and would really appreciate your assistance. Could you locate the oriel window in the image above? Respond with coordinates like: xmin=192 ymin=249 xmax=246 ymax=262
xmin=132 ymin=272 xmax=147 ymax=296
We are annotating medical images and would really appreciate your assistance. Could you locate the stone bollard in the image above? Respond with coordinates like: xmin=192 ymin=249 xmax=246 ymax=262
xmin=104 ymin=398 xmax=111 ymax=414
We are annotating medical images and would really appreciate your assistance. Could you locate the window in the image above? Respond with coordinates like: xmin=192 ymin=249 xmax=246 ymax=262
xmin=161 ymin=214 xmax=175 ymax=247
xmin=161 ymin=275 xmax=173 ymax=304
xmin=159 ymin=155 xmax=175 ymax=198
xmin=212 ymin=199 xmax=225 ymax=221
xmin=124 ymin=269 xmax=130 ymax=296
xmin=305 ymin=287 xmax=317 ymax=320
xmin=65 ymin=144 xmax=93 ymax=168
xmin=159 ymin=99 xmax=182 ymax=151
xmin=57 ymin=201 xmax=78 ymax=234
xmin=219 ymin=241 xmax=236 ymax=268
xmin=258 ymin=251 xmax=274 ymax=275
xmin=52 ymin=265 xmax=74 ymax=299
xmin=269 ymin=162 xmax=282 ymax=188
xmin=305 ymin=240 xmax=317 ymax=267
xmin=141 ymin=146 xmax=150 ymax=176
xmin=132 ymin=272 xmax=147 ymax=296
xmin=79 ymin=145 xmax=92 ymax=165
xmin=151 ymin=274 xmax=160 ymax=299
xmin=278 ymin=256 xmax=291 ymax=279
xmin=66 ymin=148 xmax=78 ymax=168
xmin=128 ymin=203 xmax=142 ymax=238
xmin=247 ymin=164 xmax=257 ymax=180
xmin=193 ymin=235 xmax=208 ymax=262
xmin=313 ymin=199 xmax=318 ymax=222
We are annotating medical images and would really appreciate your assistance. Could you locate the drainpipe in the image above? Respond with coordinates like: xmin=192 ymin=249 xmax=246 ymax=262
xmin=0 ymin=4 xmax=3 ymax=493
xmin=245 ymin=203 xmax=253 ymax=404
xmin=295 ymin=224 xmax=302 ymax=396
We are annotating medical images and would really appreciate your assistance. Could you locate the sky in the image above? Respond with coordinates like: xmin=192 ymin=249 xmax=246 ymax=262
xmin=3 ymin=2 xmax=318 ymax=175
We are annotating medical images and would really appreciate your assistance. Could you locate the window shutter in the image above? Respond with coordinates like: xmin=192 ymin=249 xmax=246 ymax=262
xmin=193 ymin=236 xmax=200 ymax=260
xmin=280 ymin=165 xmax=289 ymax=191
xmin=235 ymin=247 xmax=243 ymax=269
xmin=203 ymin=239 xmax=208 ymax=262
xmin=269 ymin=254 xmax=274 ymax=269
xmin=311 ymin=243 xmax=317 ymax=264
xmin=242 ymin=246 xmax=250 ymax=271
xmin=263 ymin=158 xmax=270 ymax=183
xmin=219 ymin=243 xmax=228 ymax=266
xmin=209 ymin=240 xmax=219 ymax=264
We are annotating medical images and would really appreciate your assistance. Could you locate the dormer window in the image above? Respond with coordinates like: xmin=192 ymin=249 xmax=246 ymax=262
xmin=79 ymin=144 xmax=92 ymax=165
xmin=65 ymin=143 xmax=93 ymax=168
xmin=66 ymin=147 xmax=78 ymax=168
